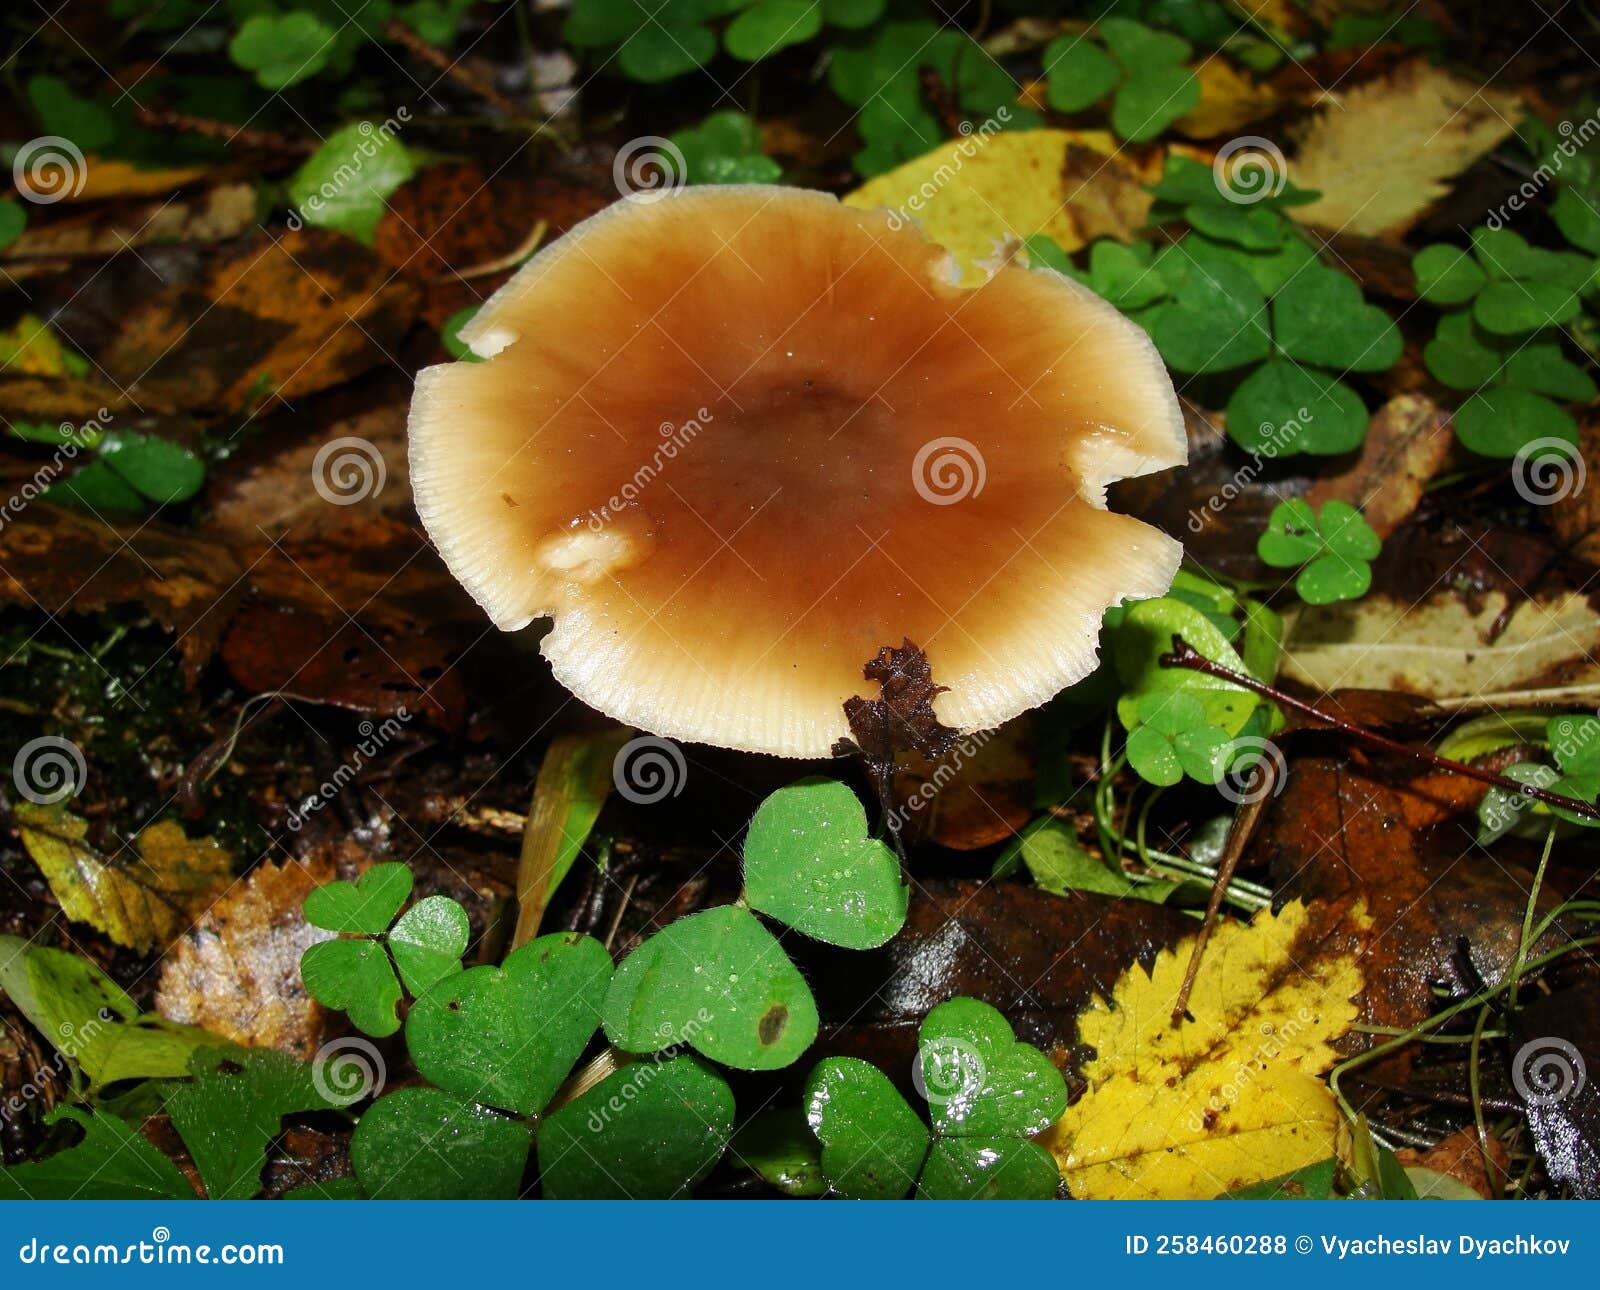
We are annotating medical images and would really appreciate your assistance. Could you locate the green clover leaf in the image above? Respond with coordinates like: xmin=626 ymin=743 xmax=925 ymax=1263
xmin=229 ymin=13 xmax=336 ymax=90
xmin=1258 ymin=500 xmax=1379 ymax=605
xmin=1125 ymin=692 xmax=1231 ymax=787
xmin=805 ymin=1057 xmax=929 ymax=1199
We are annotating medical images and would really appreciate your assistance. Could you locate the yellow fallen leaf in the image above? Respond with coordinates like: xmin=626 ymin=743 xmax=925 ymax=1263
xmin=16 ymin=803 xmax=233 ymax=954
xmin=1044 ymin=899 xmax=1367 ymax=1199
xmin=0 ymin=313 xmax=81 ymax=377
xmin=843 ymin=129 xmax=1167 ymax=281
xmin=1289 ymin=61 xmax=1522 ymax=238
xmin=1174 ymin=61 xmax=1280 ymax=140
xmin=76 ymin=158 xmax=213 ymax=202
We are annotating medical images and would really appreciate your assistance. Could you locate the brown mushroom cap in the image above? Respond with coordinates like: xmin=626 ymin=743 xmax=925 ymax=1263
xmin=409 ymin=185 xmax=1185 ymax=757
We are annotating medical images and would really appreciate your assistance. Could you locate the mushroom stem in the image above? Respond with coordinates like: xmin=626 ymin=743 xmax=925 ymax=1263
xmin=1159 ymin=634 xmax=1600 ymax=823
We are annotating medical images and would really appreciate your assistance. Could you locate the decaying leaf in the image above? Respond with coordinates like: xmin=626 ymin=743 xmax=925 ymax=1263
xmin=843 ymin=130 xmax=1174 ymax=280
xmin=1 ymin=184 xmax=257 ymax=280
xmin=1044 ymin=899 xmax=1367 ymax=1199
xmin=156 ymin=855 xmax=338 ymax=1060
xmin=1281 ymin=590 xmax=1600 ymax=705
xmin=1290 ymin=62 xmax=1521 ymax=238
xmin=892 ymin=716 xmax=1036 ymax=850
xmin=15 ymin=803 xmax=233 ymax=954
xmin=1302 ymin=395 xmax=1454 ymax=539
xmin=1548 ymin=411 xmax=1600 ymax=564
xmin=49 ymin=229 xmax=419 ymax=411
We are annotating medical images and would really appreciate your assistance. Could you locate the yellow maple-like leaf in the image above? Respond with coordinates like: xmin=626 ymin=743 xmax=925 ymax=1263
xmin=0 ymin=314 xmax=80 ymax=378
xmin=843 ymin=130 xmax=1171 ymax=282
xmin=16 ymin=803 xmax=233 ymax=954
xmin=1289 ymin=61 xmax=1522 ymax=238
xmin=1043 ymin=899 xmax=1368 ymax=1199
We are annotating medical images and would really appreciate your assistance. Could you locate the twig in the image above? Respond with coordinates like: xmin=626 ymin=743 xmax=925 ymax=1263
xmin=384 ymin=19 xmax=520 ymax=116
xmin=1160 ymin=634 xmax=1600 ymax=822
xmin=131 ymin=106 xmax=310 ymax=156
xmin=1170 ymin=761 xmax=1274 ymax=1025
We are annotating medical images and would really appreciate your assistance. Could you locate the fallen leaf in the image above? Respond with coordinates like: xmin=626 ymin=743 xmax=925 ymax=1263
xmin=1044 ymin=900 xmax=1367 ymax=1199
xmin=48 ymin=229 xmax=419 ymax=411
xmin=155 ymin=855 xmax=338 ymax=1060
xmin=1174 ymin=61 xmax=1280 ymax=140
xmin=1290 ymin=61 xmax=1522 ymax=238
xmin=843 ymin=130 xmax=1173 ymax=280
xmin=1548 ymin=410 xmax=1600 ymax=564
xmin=14 ymin=803 xmax=233 ymax=954
xmin=892 ymin=717 xmax=1037 ymax=850
xmin=1280 ymin=590 xmax=1600 ymax=705
xmin=1511 ymin=981 xmax=1600 ymax=1198
xmin=0 ymin=184 xmax=257 ymax=280
xmin=374 ymin=163 xmax=546 ymax=279
xmin=1303 ymin=394 xmax=1454 ymax=539
xmin=806 ymin=878 xmax=1194 ymax=1074
xmin=1396 ymin=1126 xmax=1506 ymax=1199
xmin=1248 ymin=691 xmax=1570 ymax=1029
xmin=0 ymin=509 xmax=241 ymax=682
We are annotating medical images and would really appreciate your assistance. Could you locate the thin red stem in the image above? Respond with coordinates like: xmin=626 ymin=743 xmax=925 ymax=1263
xmin=1159 ymin=634 xmax=1600 ymax=824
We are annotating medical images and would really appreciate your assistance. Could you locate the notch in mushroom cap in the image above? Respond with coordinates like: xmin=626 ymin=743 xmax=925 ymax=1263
xmin=408 ymin=184 xmax=1185 ymax=758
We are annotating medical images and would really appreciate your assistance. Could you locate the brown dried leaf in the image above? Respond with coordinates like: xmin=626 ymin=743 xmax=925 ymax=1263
xmin=49 ymin=229 xmax=419 ymax=411
xmin=1304 ymin=395 xmax=1454 ymax=539
xmin=1290 ymin=61 xmax=1522 ymax=238
xmin=836 ymin=640 xmax=960 ymax=771
xmin=1548 ymin=410 xmax=1600 ymax=564
xmin=156 ymin=855 xmax=337 ymax=1060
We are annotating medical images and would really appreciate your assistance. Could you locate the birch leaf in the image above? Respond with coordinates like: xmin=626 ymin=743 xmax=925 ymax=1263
xmin=1044 ymin=899 xmax=1367 ymax=1199
xmin=1289 ymin=62 xmax=1521 ymax=238
xmin=15 ymin=803 xmax=232 ymax=953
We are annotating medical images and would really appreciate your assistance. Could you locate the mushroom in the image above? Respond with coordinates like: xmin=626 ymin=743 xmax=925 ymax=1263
xmin=408 ymin=185 xmax=1185 ymax=757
